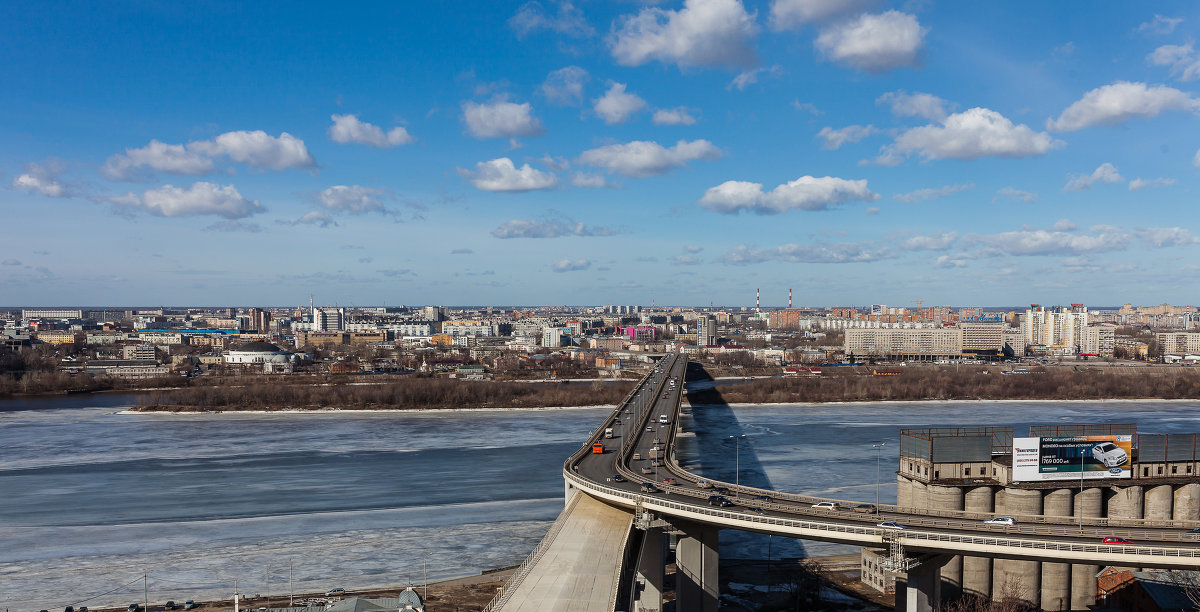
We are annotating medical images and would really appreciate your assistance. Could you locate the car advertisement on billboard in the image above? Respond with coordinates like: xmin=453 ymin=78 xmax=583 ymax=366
xmin=1012 ymin=435 xmax=1133 ymax=481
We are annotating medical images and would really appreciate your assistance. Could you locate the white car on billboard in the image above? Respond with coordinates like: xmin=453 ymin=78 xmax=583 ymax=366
xmin=1091 ymin=442 xmax=1128 ymax=468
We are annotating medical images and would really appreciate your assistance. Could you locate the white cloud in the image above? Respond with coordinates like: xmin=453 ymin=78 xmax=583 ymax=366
xmin=721 ymin=241 xmax=893 ymax=265
xmin=791 ymin=100 xmax=823 ymax=115
xmin=569 ymin=172 xmax=609 ymax=188
xmin=969 ymin=228 xmax=1129 ymax=256
xmin=1046 ymin=81 xmax=1200 ymax=132
xmin=318 ymin=185 xmax=386 ymax=213
xmin=579 ymin=139 xmax=721 ymax=177
xmin=541 ymin=66 xmax=589 ymax=106
xmin=653 ymin=107 xmax=698 ymax=126
xmin=1148 ymin=43 xmax=1200 ymax=82
xmin=1133 ymin=227 xmax=1198 ymax=247
xmin=893 ymin=183 xmax=973 ymax=203
xmin=1052 ymin=219 xmax=1077 ymax=231
xmin=290 ymin=211 xmax=338 ymax=228
xmin=727 ymin=65 xmax=782 ymax=90
xmin=699 ymin=175 xmax=879 ymax=214
xmin=509 ymin=1 xmax=595 ymax=38
xmin=890 ymin=107 xmax=1061 ymax=161
xmin=876 ymin=90 xmax=952 ymax=122
xmin=492 ymin=218 xmax=614 ymax=238
xmin=593 ymin=82 xmax=647 ymax=124
xmin=1129 ymin=177 xmax=1177 ymax=191
xmin=188 ymin=131 xmax=315 ymax=170
xmin=462 ymin=100 xmax=546 ymax=139
xmin=12 ymin=161 xmax=70 ymax=197
xmin=103 ymin=140 xmax=215 ymax=179
xmin=553 ymin=259 xmax=591 ymax=272
xmin=814 ymin=11 xmax=925 ymax=73
xmin=900 ymin=231 xmax=958 ymax=251
xmin=769 ymin=0 xmax=878 ymax=29
xmin=458 ymin=157 xmax=559 ymax=192
xmin=539 ymin=155 xmax=570 ymax=172
xmin=1136 ymin=14 xmax=1183 ymax=35
xmin=993 ymin=187 xmax=1037 ymax=203
xmin=1063 ymin=163 xmax=1123 ymax=192
xmin=132 ymin=182 xmax=264 ymax=219
xmin=816 ymin=124 xmax=875 ymax=149
xmin=328 ymin=114 xmax=414 ymax=147
xmin=610 ymin=0 xmax=759 ymax=69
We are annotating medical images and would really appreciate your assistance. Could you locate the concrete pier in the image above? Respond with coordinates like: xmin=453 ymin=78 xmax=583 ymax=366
xmin=675 ymin=521 xmax=719 ymax=612
xmin=962 ymin=486 xmax=994 ymax=600
xmin=929 ymin=484 xmax=964 ymax=601
xmin=1070 ymin=487 xmax=1103 ymax=610
xmin=1176 ymin=482 xmax=1200 ymax=521
xmin=1040 ymin=489 xmax=1072 ymax=611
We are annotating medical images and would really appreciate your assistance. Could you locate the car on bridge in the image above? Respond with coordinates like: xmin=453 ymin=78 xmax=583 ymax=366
xmin=984 ymin=516 xmax=1016 ymax=526
xmin=745 ymin=507 xmax=766 ymax=515
xmin=708 ymin=495 xmax=734 ymax=507
xmin=811 ymin=501 xmax=839 ymax=510
xmin=876 ymin=521 xmax=906 ymax=530
xmin=607 ymin=474 xmax=626 ymax=483
xmin=753 ymin=494 xmax=772 ymax=502
xmin=1102 ymin=536 xmax=1134 ymax=545
xmin=640 ymin=482 xmax=660 ymax=493
xmin=713 ymin=486 xmax=730 ymax=495
xmin=696 ymin=480 xmax=713 ymax=489
xmin=641 ymin=466 xmax=654 ymax=474
xmin=851 ymin=503 xmax=877 ymax=514
xmin=662 ymin=477 xmax=677 ymax=485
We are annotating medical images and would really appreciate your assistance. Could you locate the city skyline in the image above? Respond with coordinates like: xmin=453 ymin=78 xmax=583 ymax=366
xmin=3 ymin=2 xmax=1200 ymax=306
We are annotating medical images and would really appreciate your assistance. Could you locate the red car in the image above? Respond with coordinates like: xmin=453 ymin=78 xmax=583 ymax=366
xmin=662 ymin=477 xmax=677 ymax=485
xmin=1102 ymin=536 xmax=1134 ymax=545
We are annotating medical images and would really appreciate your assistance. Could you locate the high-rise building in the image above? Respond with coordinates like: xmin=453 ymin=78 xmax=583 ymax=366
xmin=1022 ymin=304 xmax=1088 ymax=351
xmin=312 ymin=307 xmax=344 ymax=332
xmin=697 ymin=315 xmax=717 ymax=347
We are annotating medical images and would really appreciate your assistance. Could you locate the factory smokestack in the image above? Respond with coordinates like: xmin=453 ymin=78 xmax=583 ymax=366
xmin=756 ymin=288 xmax=760 ymax=312
xmin=789 ymin=288 xmax=792 ymax=309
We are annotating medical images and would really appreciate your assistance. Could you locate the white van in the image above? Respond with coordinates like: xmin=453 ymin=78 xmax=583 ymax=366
xmin=658 ymin=415 xmax=669 ymax=424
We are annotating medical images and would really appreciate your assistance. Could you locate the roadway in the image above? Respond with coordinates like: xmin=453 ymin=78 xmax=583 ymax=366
xmin=565 ymin=355 xmax=1200 ymax=570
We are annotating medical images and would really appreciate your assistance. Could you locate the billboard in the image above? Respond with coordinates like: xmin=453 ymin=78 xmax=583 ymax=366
xmin=1013 ymin=435 xmax=1133 ymax=481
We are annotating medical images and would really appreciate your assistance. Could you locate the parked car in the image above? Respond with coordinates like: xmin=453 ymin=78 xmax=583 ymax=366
xmin=984 ymin=516 xmax=1016 ymax=526
xmin=811 ymin=501 xmax=839 ymax=510
xmin=1102 ymin=536 xmax=1134 ymax=545
xmin=325 ymin=588 xmax=346 ymax=596
xmin=184 ymin=602 xmax=197 ymax=610
xmin=640 ymin=482 xmax=660 ymax=493
xmin=876 ymin=521 xmax=906 ymax=530
xmin=607 ymin=474 xmax=626 ymax=483
xmin=708 ymin=495 xmax=734 ymax=507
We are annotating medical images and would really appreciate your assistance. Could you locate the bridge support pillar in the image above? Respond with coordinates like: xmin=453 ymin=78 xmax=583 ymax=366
xmin=675 ymin=521 xmax=719 ymax=612
xmin=1071 ymin=486 xmax=1103 ymax=610
xmin=633 ymin=527 xmax=665 ymax=612
xmin=962 ymin=485 xmax=994 ymax=601
xmin=897 ymin=554 xmax=952 ymax=612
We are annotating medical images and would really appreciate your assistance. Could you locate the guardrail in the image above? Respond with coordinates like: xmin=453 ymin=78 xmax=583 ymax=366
xmin=480 ymin=492 xmax=582 ymax=612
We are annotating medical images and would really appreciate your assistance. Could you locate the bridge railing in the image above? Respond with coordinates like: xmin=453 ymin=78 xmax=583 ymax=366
xmin=480 ymin=492 xmax=582 ymax=612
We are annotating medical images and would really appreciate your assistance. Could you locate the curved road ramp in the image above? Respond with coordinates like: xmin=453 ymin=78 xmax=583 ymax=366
xmin=491 ymin=493 xmax=634 ymax=611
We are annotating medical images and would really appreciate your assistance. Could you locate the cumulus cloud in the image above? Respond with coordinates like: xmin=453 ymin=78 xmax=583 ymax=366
xmin=553 ymin=259 xmax=591 ymax=272
xmin=123 ymin=182 xmax=264 ymax=219
xmin=593 ymin=82 xmax=647 ymax=124
xmin=967 ymin=227 xmax=1130 ymax=256
xmin=509 ymin=1 xmax=595 ymax=38
xmin=317 ymin=185 xmax=386 ymax=213
xmin=1133 ymin=227 xmax=1198 ymax=247
xmin=458 ymin=157 xmax=559 ymax=192
xmin=328 ymin=114 xmax=414 ymax=147
xmin=541 ymin=66 xmax=589 ymax=106
xmin=492 ymin=218 xmax=615 ymax=238
xmin=462 ymin=99 xmax=546 ymax=139
xmin=1047 ymin=81 xmax=1200 ymax=132
xmin=893 ymin=183 xmax=973 ymax=203
xmin=1148 ymin=43 xmax=1200 ymax=82
xmin=1063 ymin=163 xmax=1123 ymax=192
xmin=886 ymin=107 xmax=1061 ymax=161
xmin=814 ymin=11 xmax=925 ymax=73
xmin=188 ymin=131 xmax=315 ymax=170
xmin=578 ymin=139 xmax=721 ymax=177
xmin=727 ymin=65 xmax=783 ymax=90
xmin=653 ymin=107 xmax=698 ymax=126
xmin=610 ymin=0 xmax=759 ymax=69
xmin=816 ymin=124 xmax=875 ymax=149
xmin=993 ymin=187 xmax=1038 ymax=203
xmin=792 ymin=100 xmax=823 ymax=115
xmin=12 ymin=161 xmax=70 ymax=197
xmin=1137 ymin=14 xmax=1183 ymax=35
xmin=569 ymin=172 xmax=610 ymax=188
xmin=721 ymin=241 xmax=893 ymax=265
xmin=699 ymin=175 xmax=879 ymax=214
xmin=876 ymin=90 xmax=952 ymax=122
xmin=900 ymin=231 xmax=958 ymax=251
xmin=103 ymin=140 xmax=216 ymax=179
xmin=769 ymin=0 xmax=879 ymax=29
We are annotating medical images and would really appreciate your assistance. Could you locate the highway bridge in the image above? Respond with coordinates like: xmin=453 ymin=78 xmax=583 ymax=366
xmin=489 ymin=356 xmax=1200 ymax=611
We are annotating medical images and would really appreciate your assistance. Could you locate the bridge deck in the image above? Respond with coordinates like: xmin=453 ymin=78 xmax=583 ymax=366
xmin=499 ymin=493 xmax=633 ymax=611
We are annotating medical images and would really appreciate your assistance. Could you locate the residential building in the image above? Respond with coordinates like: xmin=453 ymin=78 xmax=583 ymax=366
xmin=697 ymin=315 xmax=716 ymax=347
xmin=1158 ymin=332 xmax=1200 ymax=356
xmin=22 ymin=308 xmax=83 ymax=319
xmin=844 ymin=328 xmax=963 ymax=360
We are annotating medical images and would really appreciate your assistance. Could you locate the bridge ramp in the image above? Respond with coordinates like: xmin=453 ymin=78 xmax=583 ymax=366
xmin=500 ymin=493 xmax=633 ymax=611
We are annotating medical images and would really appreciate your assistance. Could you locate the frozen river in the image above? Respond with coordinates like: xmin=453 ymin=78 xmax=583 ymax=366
xmin=4 ymin=392 xmax=1200 ymax=610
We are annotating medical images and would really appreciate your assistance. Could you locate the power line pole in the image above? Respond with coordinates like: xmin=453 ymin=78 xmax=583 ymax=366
xmin=289 ymin=561 xmax=294 ymax=608
xmin=144 ymin=572 xmax=149 ymax=612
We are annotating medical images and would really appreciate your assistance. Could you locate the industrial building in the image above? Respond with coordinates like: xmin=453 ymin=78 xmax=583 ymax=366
xmin=877 ymin=424 xmax=1200 ymax=611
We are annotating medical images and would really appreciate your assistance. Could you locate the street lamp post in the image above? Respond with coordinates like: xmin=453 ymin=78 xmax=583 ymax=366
xmin=729 ymin=434 xmax=746 ymax=496
xmin=872 ymin=443 xmax=886 ymax=513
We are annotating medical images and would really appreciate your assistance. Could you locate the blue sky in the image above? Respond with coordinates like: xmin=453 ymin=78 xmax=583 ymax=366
xmin=3 ymin=1 xmax=1199 ymax=307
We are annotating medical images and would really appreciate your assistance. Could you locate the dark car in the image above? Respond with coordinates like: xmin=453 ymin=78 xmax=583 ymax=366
xmin=640 ymin=482 xmax=659 ymax=493
xmin=128 ymin=605 xmax=140 ymax=612
xmin=708 ymin=495 xmax=734 ymax=507
xmin=165 ymin=602 xmax=176 ymax=610
xmin=754 ymin=494 xmax=772 ymax=502
xmin=607 ymin=474 xmax=626 ymax=483
xmin=745 ymin=506 xmax=766 ymax=515
xmin=1188 ymin=527 xmax=1200 ymax=534
xmin=851 ymin=503 xmax=877 ymax=514
xmin=714 ymin=486 xmax=730 ymax=495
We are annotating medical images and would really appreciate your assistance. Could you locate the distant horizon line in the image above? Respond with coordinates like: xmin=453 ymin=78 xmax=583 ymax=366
xmin=3 ymin=304 xmax=1138 ymax=311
